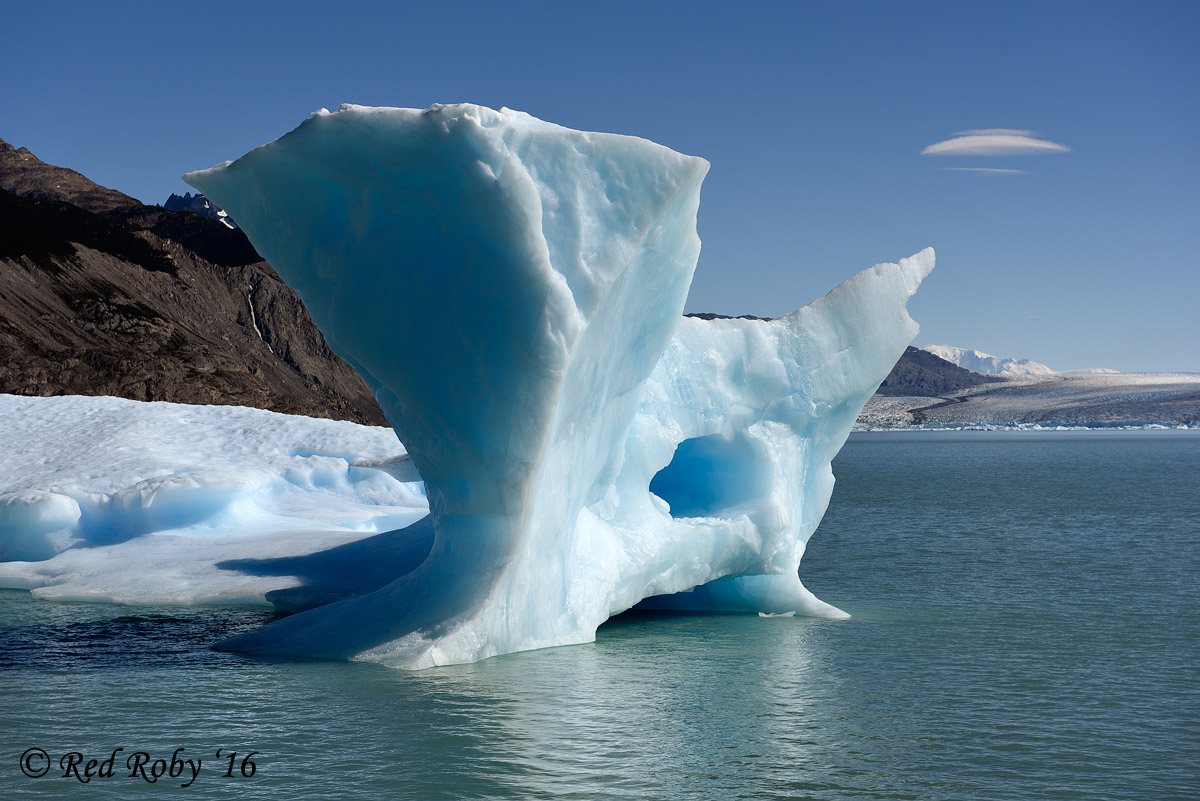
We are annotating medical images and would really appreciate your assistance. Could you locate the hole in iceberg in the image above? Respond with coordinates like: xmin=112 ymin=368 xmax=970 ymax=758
xmin=648 ymin=434 xmax=766 ymax=519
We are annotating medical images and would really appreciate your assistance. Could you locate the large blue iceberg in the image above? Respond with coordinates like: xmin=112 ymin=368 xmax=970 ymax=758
xmin=182 ymin=104 xmax=933 ymax=668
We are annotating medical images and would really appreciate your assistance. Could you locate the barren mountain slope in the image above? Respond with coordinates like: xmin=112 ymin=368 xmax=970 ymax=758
xmin=0 ymin=137 xmax=386 ymax=425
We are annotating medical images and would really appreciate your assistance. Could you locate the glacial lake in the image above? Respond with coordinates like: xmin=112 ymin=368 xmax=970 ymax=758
xmin=2 ymin=429 xmax=1197 ymax=800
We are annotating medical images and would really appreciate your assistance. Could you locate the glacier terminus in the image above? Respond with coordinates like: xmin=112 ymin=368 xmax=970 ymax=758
xmin=0 ymin=104 xmax=933 ymax=669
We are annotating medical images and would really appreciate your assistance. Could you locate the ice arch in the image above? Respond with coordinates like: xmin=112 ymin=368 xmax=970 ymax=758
xmin=185 ymin=104 xmax=932 ymax=668
xmin=650 ymin=433 xmax=770 ymax=519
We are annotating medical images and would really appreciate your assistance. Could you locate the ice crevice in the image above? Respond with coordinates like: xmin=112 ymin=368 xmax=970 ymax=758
xmin=0 ymin=103 xmax=932 ymax=669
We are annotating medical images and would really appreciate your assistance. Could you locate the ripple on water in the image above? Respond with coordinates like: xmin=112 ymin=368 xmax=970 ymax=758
xmin=2 ymin=431 xmax=1198 ymax=800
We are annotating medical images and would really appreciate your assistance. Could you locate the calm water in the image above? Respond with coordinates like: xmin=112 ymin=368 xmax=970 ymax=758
xmin=2 ymin=430 xmax=1197 ymax=800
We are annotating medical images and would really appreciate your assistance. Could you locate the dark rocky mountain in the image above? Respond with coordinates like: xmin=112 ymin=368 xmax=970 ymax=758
xmin=0 ymin=138 xmax=140 ymax=214
xmin=876 ymin=346 xmax=1005 ymax=397
xmin=0 ymin=136 xmax=386 ymax=426
xmin=164 ymin=191 xmax=237 ymax=228
xmin=684 ymin=312 xmax=772 ymax=322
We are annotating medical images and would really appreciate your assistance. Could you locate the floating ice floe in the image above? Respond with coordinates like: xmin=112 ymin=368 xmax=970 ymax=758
xmin=0 ymin=395 xmax=426 ymax=604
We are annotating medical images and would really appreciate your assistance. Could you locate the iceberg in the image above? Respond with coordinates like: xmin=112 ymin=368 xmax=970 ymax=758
xmin=178 ymin=103 xmax=933 ymax=668
xmin=0 ymin=103 xmax=931 ymax=669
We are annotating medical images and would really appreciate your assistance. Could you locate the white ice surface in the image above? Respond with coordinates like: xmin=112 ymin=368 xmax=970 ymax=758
xmin=0 ymin=395 xmax=427 ymax=604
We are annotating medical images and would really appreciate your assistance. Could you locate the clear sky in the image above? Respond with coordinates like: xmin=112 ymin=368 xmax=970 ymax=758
xmin=2 ymin=0 xmax=1196 ymax=371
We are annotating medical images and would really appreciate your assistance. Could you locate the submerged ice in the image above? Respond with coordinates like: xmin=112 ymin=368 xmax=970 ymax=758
xmin=0 ymin=104 xmax=932 ymax=668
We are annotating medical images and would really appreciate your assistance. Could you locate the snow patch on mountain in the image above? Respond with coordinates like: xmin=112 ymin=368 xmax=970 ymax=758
xmin=164 ymin=191 xmax=237 ymax=229
xmin=923 ymin=345 xmax=1056 ymax=376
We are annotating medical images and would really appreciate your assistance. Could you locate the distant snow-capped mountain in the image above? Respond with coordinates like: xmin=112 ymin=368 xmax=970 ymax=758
xmin=164 ymin=191 xmax=237 ymax=229
xmin=922 ymin=345 xmax=1056 ymax=377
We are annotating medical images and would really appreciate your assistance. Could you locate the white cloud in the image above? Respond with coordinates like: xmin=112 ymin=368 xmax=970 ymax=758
xmin=922 ymin=130 xmax=1070 ymax=156
xmin=955 ymin=128 xmax=1033 ymax=137
xmin=940 ymin=167 xmax=1027 ymax=174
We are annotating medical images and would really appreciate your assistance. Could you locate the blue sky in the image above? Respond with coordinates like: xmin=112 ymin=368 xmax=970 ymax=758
xmin=2 ymin=0 xmax=1196 ymax=371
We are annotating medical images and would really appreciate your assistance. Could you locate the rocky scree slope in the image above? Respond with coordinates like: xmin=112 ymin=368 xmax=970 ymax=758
xmin=0 ymin=136 xmax=386 ymax=425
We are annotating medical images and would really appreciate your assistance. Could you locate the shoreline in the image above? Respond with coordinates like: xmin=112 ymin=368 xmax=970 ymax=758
xmin=857 ymin=372 xmax=1200 ymax=430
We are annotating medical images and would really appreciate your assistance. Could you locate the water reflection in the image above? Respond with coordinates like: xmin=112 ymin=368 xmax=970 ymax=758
xmin=347 ymin=612 xmax=864 ymax=800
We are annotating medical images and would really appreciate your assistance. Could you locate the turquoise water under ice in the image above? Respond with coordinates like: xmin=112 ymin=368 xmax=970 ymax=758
xmin=2 ymin=430 xmax=1197 ymax=800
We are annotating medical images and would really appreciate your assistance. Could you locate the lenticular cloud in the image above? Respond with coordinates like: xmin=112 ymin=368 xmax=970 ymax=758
xmin=0 ymin=104 xmax=932 ymax=668
xmin=922 ymin=129 xmax=1070 ymax=156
